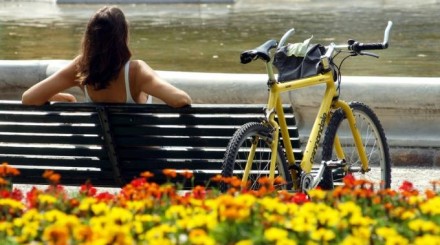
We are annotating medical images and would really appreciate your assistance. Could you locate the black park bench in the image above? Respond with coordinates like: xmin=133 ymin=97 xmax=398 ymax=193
xmin=0 ymin=100 xmax=302 ymax=188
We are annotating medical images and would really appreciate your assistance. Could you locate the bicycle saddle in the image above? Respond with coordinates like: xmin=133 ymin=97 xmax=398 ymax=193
xmin=240 ymin=39 xmax=278 ymax=64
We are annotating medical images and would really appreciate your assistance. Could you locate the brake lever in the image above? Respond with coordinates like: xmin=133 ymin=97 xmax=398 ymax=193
xmin=360 ymin=51 xmax=379 ymax=58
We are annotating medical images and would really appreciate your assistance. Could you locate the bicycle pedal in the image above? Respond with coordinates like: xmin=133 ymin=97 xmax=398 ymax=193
xmin=323 ymin=159 xmax=346 ymax=168
xmin=349 ymin=166 xmax=371 ymax=174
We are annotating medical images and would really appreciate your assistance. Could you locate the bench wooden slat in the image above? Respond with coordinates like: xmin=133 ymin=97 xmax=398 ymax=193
xmin=0 ymin=135 xmax=103 ymax=145
xmin=0 ymin=112 xmax=100 ymax=124
xmin=0 ymin=145 xmax=107 ymax=158
xmin=0 ymin=101 xmax=303 ymax=187
xmin=1 ymin=156 xmax=112 ymax=169
xmin=0 ymin=124 xmax=101 ymax=135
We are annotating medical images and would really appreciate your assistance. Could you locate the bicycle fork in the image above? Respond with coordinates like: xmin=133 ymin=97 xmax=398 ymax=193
xmin=332 ymin=101 xmax=369 ymax=172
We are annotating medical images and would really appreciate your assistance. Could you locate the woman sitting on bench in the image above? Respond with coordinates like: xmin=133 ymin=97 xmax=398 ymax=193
xmin=22 ymin=6 xmax=192 ymax=108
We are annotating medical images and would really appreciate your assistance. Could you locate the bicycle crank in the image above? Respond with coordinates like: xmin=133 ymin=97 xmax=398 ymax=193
xmin=300 ymin=173 xmax=314 ymax=192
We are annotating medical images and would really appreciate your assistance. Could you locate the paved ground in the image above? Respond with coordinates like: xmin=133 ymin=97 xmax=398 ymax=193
xmin=14 ymin=166 xmax=440 ymax=195
xmin=390 ymin=166 xmax=440 ymax=191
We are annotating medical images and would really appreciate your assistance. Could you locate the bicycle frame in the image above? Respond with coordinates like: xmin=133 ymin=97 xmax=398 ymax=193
xmin=243 ymin=58 xmax=369 ymax=188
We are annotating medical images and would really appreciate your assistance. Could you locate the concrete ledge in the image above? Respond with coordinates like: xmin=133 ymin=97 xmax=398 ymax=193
xmin=1 ymin=60 xmax=439 ymax=166
xmin=57 ymin=0 xmax=234 ymax=3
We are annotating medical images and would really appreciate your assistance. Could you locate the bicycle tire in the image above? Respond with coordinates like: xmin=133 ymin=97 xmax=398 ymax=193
xmin=321 ymin=101 xmax=391 ymax=189
xmin=221 ymin=122 xmax=292 ymax=191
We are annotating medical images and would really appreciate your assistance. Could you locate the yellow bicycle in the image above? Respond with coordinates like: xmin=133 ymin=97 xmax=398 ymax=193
xmin=221 ymin=21 xmax=393 ymax=192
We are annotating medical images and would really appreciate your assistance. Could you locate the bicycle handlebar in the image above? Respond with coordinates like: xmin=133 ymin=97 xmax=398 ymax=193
xmin=240 ymin=21 xmax=393 ymax=64
xmin=348 ymin=21 xmax=393 ymax=52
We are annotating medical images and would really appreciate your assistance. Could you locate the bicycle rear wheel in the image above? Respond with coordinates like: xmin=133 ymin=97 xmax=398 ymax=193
xmin=221 ymin=122 xmax=292 ymax=191
xmin=321 ymin=102 xmax=391 ymax=189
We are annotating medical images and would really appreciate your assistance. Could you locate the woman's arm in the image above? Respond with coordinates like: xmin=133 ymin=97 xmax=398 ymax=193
xmin=49 ymin=93 xmax=77 ymax=103
xmin=22 ymin=60 xmax=79 ymax=105
xmin=135 ymin=60 xmax=192 ymax=108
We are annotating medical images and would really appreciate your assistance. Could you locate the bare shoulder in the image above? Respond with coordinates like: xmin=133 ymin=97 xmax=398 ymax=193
xmin=130 ymin=59 xmax=152 ymax=72
xmin=130 ymin=59 xmax=157 ymax=81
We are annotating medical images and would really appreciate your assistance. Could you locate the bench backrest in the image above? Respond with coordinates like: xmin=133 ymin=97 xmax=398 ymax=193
xmin=0 ymin=101 xmax=302 ymax=187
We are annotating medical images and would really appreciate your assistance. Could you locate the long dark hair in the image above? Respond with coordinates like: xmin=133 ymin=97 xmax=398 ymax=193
xmin=77 ymin=6 xmax=131 ymax=90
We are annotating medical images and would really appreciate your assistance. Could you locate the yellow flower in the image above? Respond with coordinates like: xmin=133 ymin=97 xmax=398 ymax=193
xmin=18 ymin=221 xmax=40 ymax=242
xmin=165 ymin=205 xmax=188 ymax=219
xmin=408 ymin=195 xmax=425 ymax=205
xmin=385 ymin=235 xmax=409 ymax=245
xmin=264 ymin=227 xmax=288 ymax=242
xmin=126 ymin=200 xmax=147 ymax=213
xmin=22 ymin=208 xmax=42 ymax=222
xmin=135 ymin=214 xmax=161 ymax=223
xmin=43 ymin=209 xmax=67 ymax=223
xmin=108 ymin=207 xmax=133 ymax=224
xmin=73 ymin=224 xmax=94 ymax=242
xmin=352 ymin=227 xmax=372 ymax=240
xmin=308 ymin=188 xmax=327 ymax=201
xmin=145 ymin=224 xmax=177 ymax=241
xmin=341 ymin=235 xmax=369 ymax=245
xmin=237 ymin=193 xmax=257 ymax=207
xmin=37 ymin=194 xmax=57 ymax=205
xmin=310 ymin=228 xmax=336 ymax=242
xmin=42 ymin=224 xmax=69 ymax=244
xmin=400 ymin=210 xmax=416 ymax=220
xmin=236 ymin=240 xmax=254 ymax=245
xmin=91 ymin=202 xmax=110 ymax=216
xmin=349 ymin=214 xmax=375 ymax=227
xmin=259 ymin=197 xmax=288 ymax=215
xmin=337 ymin=201 xmax=362 ymax=217
xmin=189 ymin=228 xmax=215 ymax=245
xmin=408 ymin=219 xmax=440 ymax=234
xmin=290 ymin=215 xmax=317 ymax=233
xmin=276 ymin=238 xmax=297 ymax=245
xmin=376 ymin=227 xmax=398 ymax=238
xmin=317 ymin=208 xmax=340 ymax=227
xmin=0 ymin=221 xmax=13 ymax=236
xmin=420 ymin=197 xmax=440 ymax=216
xmin=79 ymin=197 xmax=97 ymax=212
xmin=413 ymin=234 xmax=440 ymax=245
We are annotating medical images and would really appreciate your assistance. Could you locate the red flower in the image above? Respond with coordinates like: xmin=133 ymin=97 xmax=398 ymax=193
xmin=399 ymin=181 xmax=415 ymax=192
xmin=130 ymin=177 xmax=147 ymax=188
xmin=343 ymin=174 xmax=356 ymax=187
xmin=26 ymin=187 xmax=41 ymax=209
xmin=291 ymin=192 xmax=309 ymax=204
xmin=191 ymin=185 xmax=206 ymax=199
xmin=96 ymin=192 xmax=115 ymax=203
xmin=80 ymin=182 xmax=97 ymax=197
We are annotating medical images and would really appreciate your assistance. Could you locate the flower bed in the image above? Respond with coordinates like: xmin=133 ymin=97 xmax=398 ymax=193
xmin=0 ymin=163 xmax=439 ymax=244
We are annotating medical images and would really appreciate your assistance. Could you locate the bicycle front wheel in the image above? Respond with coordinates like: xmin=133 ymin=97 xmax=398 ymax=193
xmin=221 ymin=122 xmax=292 ymax=191
xmin=322 ymin=102 xmax=391 ymax=189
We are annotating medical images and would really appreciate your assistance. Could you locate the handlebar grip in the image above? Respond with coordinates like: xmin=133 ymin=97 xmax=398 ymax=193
xmin=240 ymin=51 xmax=256 ymax=64
xmin=350 ymin=42 xmax=387 ymax=52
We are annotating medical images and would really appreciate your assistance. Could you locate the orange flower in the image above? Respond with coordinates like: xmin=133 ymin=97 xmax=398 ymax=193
xmin=0 ymin=163 xmax=20 ymax=177
xmin=140 ymin=171 xmax=154 ymax=179
xmin=274 ymin=176 xmax=286 ymax=185
xmin=210 ymin=174 xmax=224 ymax=182
xmin=163 ymin=169 xmax=177 ymax=178
xmin=180 ymin=170 xmax=193 ymax=179
xmin=0 ymin=177 xmax=8 ymax=186
xmin=43 ymin=170 xmax=61 ymax=184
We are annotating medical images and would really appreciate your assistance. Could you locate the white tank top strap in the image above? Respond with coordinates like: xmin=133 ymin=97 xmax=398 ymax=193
xmin=124 ymin=61 xmax=136 ymax=104
xmin=84 ymin=85 xmax=92 ymax=102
